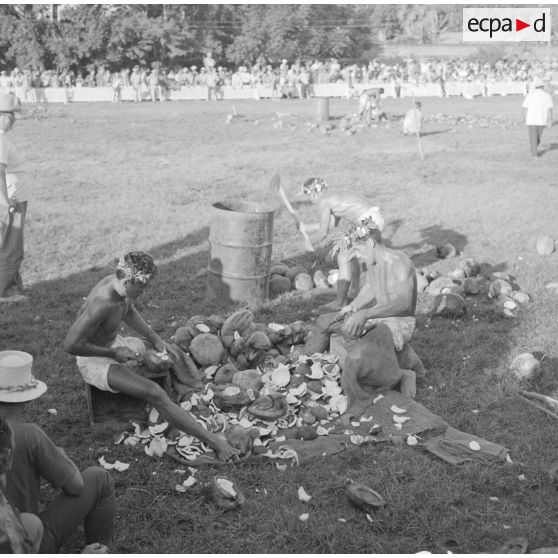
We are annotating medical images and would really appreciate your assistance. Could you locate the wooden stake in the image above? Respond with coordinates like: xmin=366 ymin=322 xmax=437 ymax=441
xmin=517 ymin=393 xmax=558 ymax=422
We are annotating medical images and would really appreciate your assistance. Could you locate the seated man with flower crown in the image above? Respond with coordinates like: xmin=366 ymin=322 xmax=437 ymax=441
xmin=316 ymin=218 xmax=427 ymax=415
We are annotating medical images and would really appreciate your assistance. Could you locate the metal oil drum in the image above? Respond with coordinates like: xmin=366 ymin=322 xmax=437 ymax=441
xmin=207 ymin=200 xmax=274 ymax=303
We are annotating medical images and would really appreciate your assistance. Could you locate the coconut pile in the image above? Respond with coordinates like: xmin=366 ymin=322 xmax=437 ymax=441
xmin=423 ymin=112 xmax=520 ymax=129
xmin=114 ymin=308 xmax=371 ymax=465
xmin=269 ymin=262 xmax=337 ymax=297
xmin=417 ymin=256 xmax=531 ymax=319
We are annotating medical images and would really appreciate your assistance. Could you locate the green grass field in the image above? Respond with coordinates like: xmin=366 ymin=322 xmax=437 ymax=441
xmin=2 ymin=94 xmax=558 ymax=553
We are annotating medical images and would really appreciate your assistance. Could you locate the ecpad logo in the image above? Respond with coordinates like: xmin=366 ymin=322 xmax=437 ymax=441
xmin=463 ymin=8 xmax=551 ymax=42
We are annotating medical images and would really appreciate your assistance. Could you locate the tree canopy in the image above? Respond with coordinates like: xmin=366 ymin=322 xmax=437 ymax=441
xmin=0 ymin=4 xmax=554 ymax=71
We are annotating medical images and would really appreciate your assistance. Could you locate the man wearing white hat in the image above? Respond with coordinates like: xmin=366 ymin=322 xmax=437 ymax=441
xmin=0 ymin=350 xmax=115 ymax=553
xmin=0 ymin=92 xmax=29 ymax=303
xmin=522 ymin=77 xmax=553 ymax=158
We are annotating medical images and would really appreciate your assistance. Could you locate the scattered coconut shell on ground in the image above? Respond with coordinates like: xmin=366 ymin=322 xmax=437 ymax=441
xmin=510 ymin=353 xmax=540 ymax=380
xmin=536 ymin=235 xmax=555 ymax=256
xmin=210 ymin=476 xmax=245 ymax=510
xmin=248 ymin=394 xmax=288 ymax=420
xmin=232 ymin=369 xmax=262 ymax=391
xmin=415 ymin=272 xmax=429 ymax=293
xmin=346 ymin=480 xmax=386 ymax=511
xmin=212 ymin=384 xmax=253 ymax=412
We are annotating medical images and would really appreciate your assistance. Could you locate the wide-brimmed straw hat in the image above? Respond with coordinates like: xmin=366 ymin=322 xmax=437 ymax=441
xmin=0 ymin=93 xmax=21 ymax=113
xmin=0 ymin=351 xmax=47 ymax=403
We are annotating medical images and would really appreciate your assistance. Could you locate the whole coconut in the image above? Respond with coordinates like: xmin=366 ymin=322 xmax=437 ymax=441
xmin=488 ymin=279 xmax=513 ymax=299
xmin=174 ymin=324 xmax=199 ymax=350
xmin=286 ymin=265 xmax=308 ymax=283
xmin=214 ymin=364 xmax=238 ymax=385
xmin=270 ymin=275 xmax=292 ymax=295
xmin=246 ymin=331 xmax=272 ymax=350
xmin=436 ymin=243 xmax=457 ymax=259
xmin=232 ymin=369 xmax=262 ymax=391
xmin=536 ymin=235 xmax=555 ymax=256
xmin=190 ymin=334 xmax=225 ymax=366
xmin=427 ymin=277 xmax=455 ymax=296
xmin=221 ymin=309 xmax=255 ymax=337
xmin=313 ymin=270 xmax=330 ymax=290
xmin=270 ymin=264 xmax=289 ymax=276
xmin=510 ymin=353 xmax=540 ymax=380
xmin=294 ymin=273 xmax=314 ymax=291
xmin=297 ymin=426 xmax=318 ymax=441
xmin=460 ymin=259 xmax=480 ymax=277
xmin=463 ymin=277 xmax=481 ymax=295
xmin=434 ymin=293 xmax=466 ymax=319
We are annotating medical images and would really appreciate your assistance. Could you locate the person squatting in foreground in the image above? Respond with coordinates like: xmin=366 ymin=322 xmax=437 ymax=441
xmin=64 ymin=251 xmax=238 ymax=462
xmin=299 ymin=177 xmax=384 ymax=311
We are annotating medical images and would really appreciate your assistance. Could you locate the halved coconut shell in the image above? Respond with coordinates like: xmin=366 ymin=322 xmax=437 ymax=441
xmin=346 ymin=480 xmax=386 ymax=511
xmin=210 ymin=476 xmax=246 ymax=510
xmin=248 ymin=394 xmax=288 ymax=420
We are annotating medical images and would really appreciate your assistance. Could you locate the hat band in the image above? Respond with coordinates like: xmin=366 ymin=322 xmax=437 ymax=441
xmin=0 ymin=376 xmax=38 ymax=393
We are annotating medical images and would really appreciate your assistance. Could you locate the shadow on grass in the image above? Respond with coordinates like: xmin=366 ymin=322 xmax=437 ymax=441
xmin=540 ymin=141 xmax=558 ymax=156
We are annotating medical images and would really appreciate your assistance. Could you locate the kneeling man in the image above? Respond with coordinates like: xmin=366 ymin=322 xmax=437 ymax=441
xmin=333 ymin=218 xmax=426 ymax=408
xmin=64 ymin=251 xmax=237 ymax=462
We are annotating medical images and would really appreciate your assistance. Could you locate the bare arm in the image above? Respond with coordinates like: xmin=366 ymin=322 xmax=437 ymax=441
xmin=64 ymin=302 xmax=119 ymax=358
xmin=123 ymin=304 xmax=164 ymax=350
xmin=548 ymin=107 xmax=553 ymax=127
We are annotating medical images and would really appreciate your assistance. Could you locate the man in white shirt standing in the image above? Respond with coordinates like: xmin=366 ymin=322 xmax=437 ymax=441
xmin=522 ymin=77 xmax=553 ymax=159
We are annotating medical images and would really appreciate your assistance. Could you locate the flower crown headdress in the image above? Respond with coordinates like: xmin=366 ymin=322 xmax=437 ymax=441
xmin=117 ymin=255 xmax=155 ymax=286
xmin=302 ymin=177 xmax=328 ymax=195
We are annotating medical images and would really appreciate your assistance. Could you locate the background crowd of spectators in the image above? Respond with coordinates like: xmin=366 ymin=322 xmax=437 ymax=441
xmin=1 ymin=52 xmax=557 ymax=103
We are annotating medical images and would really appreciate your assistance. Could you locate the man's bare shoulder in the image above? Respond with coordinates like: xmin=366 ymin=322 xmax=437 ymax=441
xmin=389 ymin=249 xmax=415 ymax=277
xmin=80 ymin=276 xmax=121 ymax=315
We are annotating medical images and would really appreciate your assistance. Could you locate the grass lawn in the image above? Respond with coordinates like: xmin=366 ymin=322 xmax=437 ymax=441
xmin=2 ymin=94 xmax=558 ymax=553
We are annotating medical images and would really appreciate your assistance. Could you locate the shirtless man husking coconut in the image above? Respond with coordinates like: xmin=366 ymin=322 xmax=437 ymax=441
xmin=322 ymin=218 xmax=426 ymax=415
xmin=64 ymin=251 xmax=237 ymax=462
xmin=299 ymin=178 xmax=384 ymax=311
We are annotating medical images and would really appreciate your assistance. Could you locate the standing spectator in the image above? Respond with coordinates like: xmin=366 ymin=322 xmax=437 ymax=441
xmin=0 ymin=375 xmax=115 ymax=553
xmin=130 ymin=65 xmax=142 ymax=102
xmin=403 ymin=101 xmax=423 ymax=136
xmin=206 ymin=68 xmax=217 ymax=101
xmin=111 ymin=72 xmax=122 ymax=103
xmin=522 ymin=77 xmax=553 ymax=159
xmin=0 ymin=94 xmax=29 ymax=303
xmin=148 ymin=68 xmax=160 ymax=102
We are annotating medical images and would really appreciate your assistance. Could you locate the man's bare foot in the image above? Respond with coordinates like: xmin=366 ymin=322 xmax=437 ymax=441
xmin=399 ymin=369 xmax=416 ymax=399
xmin=212 ymin=435 xmax=239 ymax=462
